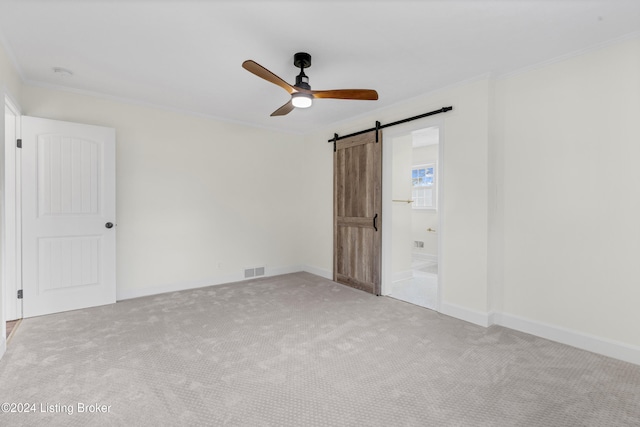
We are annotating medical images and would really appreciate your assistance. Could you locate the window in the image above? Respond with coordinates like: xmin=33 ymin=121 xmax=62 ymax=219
xmin=412 ymin=164 xmax=436 ymax=209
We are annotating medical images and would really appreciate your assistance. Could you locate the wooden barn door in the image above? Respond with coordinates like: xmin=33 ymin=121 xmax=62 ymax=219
xmin=334 ymin=130 xmax=382 ymax=295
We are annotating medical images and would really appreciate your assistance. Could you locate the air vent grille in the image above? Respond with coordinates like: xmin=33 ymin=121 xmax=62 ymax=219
xmin=244 ymin=266 xmax=265 ymax=279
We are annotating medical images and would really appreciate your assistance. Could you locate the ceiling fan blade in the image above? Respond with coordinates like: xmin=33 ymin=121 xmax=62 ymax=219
xmin=310 ymin=89 xmax=379 ymax=100
xmin=270 ymin=100 xmax=295 ymax=116
xmin=242 ymin=60 xmax=296 ymax=94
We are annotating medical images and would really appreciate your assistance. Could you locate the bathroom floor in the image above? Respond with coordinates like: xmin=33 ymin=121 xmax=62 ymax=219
xmin=389 ymin=258 xmax=438 ymax=310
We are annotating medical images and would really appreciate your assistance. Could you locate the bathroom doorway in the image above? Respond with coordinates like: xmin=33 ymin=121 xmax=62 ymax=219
xmin=385 ymin=125 xmax=441 ymax=310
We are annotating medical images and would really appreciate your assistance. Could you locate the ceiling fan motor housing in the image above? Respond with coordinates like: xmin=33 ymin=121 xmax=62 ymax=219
xmin=294 ymin=52 xmax=312 ymax=90
xmin=295 ymin=72 xmax=310 ymax=90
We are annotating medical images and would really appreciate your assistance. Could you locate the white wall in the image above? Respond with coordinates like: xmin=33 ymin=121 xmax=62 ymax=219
xmin=494 ymin=37 xmax=640 ymax=350
xmin=3 ymin=32 xmax=639 ymax=365
xmin=0 ymin=42 xmax=21 ymax=101
xmin=302 ymin=36 xmax=640 ymax=363
xmin=20 ymin=86 xmax=307 ymax=299
xmin=303 ymin=78 xmax=491 ymax=316
xmin=391 ymin=134 xmax=413 ymax=279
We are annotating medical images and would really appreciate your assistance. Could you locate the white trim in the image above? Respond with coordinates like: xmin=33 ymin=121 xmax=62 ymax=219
xmin=492 ymin=312 xmax=640 ymax=366
xmin=412 ymin=252 xmax=437 ymax=262
xmin=302 ymin=264 xmax=333 ymax=280
xmin=436 ymin=306 xmax=640 ymax=365
xmin=116 ymin=264 xmax=305 ymax=301
xmin=0 ymin=337 xmax=5 ymax=360
xmin=487 ymin=311 xmax=498 ymax=326
xmin=392 ymin=269 xmax=413 ymax=283
xmin=117 ymin=264 xmax=333 ymax=301
xmin=435 ymin=124 xmax=444 ymax=312
xmin=3 ymin=91 xmax=21 ymax=116
xmin=14 ymin=111 xmax=22 ymax=320
xmin=3 ymin=95 xmax=21 ymax=321
xmin=439 ymin=302 xmax=492 ymax=327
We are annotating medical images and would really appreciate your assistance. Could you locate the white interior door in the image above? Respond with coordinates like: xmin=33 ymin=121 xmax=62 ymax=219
xmin=21 ymin=116 xmax=116 ymax=318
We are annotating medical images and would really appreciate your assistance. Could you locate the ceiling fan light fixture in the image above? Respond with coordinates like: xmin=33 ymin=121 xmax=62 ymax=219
xmin=242 ymin=53 xmax=378 ymax=116
xmin=291 ymin=92 xmax=313 ymax=109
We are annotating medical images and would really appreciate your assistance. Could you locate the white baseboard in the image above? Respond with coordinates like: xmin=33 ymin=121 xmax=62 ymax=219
xmin=412 ymin=252 xmax=437 ymax=262
xmin=269 ymin=265 xmax=306 ymax=277
xmin=0 ymin=337 xmax=6 ymax=361
xmin=439 ymin=302 xmax=492 ymax=327
xmin=439 ymin=305 xmax=640 ymax=365
xmin=492 ymin=312 xmax=640 ymax=366
xmin=393 ymin=269 xmax=414 ymax=283
xmin=117 ymin=264 xmax=334 ymax=301
xmin=302 ymin=265 xmax=333 ymax=280
xmin=116 ymin=275 xmax=240 ymax=301
xmin=116 ymin=264 xmax=304 ymax=301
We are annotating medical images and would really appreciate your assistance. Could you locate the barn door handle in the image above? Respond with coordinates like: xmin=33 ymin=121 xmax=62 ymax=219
xmin=373 ymin=213 xmax=378 ymax=231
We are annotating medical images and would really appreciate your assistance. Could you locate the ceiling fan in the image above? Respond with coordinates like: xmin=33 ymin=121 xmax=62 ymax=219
xmin=242 ymin=52 xmax=378 ymax=116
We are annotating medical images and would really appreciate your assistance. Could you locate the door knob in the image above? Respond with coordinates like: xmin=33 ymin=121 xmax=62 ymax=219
xmin=105 ymin=222 xmax=114 ymax=229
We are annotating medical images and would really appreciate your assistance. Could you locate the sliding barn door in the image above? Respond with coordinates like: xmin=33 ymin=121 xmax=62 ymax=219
xmin=334 ymin=130 xmax=382 ymax=295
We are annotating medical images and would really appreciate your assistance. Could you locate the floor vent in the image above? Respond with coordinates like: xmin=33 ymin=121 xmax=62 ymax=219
xmin=244 ymin=267 xmax=265 ymax=279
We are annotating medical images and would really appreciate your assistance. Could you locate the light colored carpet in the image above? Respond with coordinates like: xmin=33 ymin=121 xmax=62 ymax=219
xmin=1 ymin=272 xmax=639 ymax=426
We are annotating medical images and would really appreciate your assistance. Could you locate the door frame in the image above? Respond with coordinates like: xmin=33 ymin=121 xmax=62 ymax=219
xmin=381 ymin=118 xmax=444 ymax=312
xmin=3 ymin=94 xmax=22 ymax=324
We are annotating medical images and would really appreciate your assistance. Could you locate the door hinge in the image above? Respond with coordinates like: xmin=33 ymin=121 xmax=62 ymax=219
xmin=17 ymin=289 xmax=23 ymax=299
xmin=17 ymin=139 xmax=22 ymax=148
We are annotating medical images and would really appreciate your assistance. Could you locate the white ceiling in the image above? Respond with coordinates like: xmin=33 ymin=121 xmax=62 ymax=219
xmin=0 ymin=0 xmax=639 ymax=134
